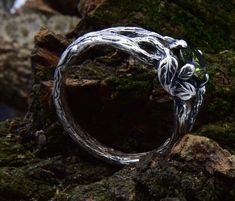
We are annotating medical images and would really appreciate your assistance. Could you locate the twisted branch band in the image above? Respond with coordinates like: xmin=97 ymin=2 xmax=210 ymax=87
xmin=53 ymin=27 xmax=209 ymax=165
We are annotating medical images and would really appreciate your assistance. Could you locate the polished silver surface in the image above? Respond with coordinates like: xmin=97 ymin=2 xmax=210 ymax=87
xmin=53 ymin=27 xmax=209 ymax=165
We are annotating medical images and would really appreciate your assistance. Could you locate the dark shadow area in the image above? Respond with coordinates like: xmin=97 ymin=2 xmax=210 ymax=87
xmin=65 ymin=46 xmax=174 ymax=153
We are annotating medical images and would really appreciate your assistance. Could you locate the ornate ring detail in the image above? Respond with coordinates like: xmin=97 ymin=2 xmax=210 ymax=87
xmin=53 ymin=27 xmax=209 ymax=165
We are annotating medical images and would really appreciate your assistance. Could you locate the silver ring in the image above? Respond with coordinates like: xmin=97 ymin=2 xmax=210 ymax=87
xmin=53 ymin=27 xmax=209 ymax=165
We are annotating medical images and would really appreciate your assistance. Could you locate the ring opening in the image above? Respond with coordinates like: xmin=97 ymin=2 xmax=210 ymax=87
xmin=63 ymin=46 xmax=173 ymax=153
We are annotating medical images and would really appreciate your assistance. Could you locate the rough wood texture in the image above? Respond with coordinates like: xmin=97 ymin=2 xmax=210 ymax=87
xmin=70 ymin=0 xmax=235 ymax=52
xmin=0 ymin=38 xmax=31 ymax=110
xmin=42 ymin=0 xmax=106 ymax=16
xmin=0 ymin=9 xmax=78 ymax=111
xmin=0 ymin=119 xmax=234 ymax=200
xmin=43 ymin=0 xmax=79 ymax=16
xmin=0 ymin=0 xmax=235 ymax=200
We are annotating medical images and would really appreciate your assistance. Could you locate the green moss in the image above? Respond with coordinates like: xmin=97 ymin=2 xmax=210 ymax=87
xmin=109 ymin=77 xmax=151 ymax=99
xmin=0 ymin=137 xmax=32 ymax=167
xmin=0 ymin=120 xmax=34 ymax=167
xmin=89 ymin=0 xmax=235 ymax=52
xmin=195 ymin=178 xmax=219 ymax=201
xmin=105 ymin=66 xmax=156 ymax=105
xmin=0 ymin=166 xmax=55 ymax=201
xmin=0 ymin=120 xmax=56 ymax=200
xmin=0 ymin=121 xmax=10 ymax=136
xmin=198 ymin=121 xmax=235 ymax=154
xmin=197 ymin=51 xmax=235 ymax=122
xmin=70 ymin=168 xmax=136 ymax=201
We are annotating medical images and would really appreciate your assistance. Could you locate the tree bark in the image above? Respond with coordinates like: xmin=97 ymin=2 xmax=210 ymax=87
xmin=0 ymin=1 xmax=235 ymax=200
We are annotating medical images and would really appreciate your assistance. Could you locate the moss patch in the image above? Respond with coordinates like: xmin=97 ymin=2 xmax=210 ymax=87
xmin=198 ymin=121 xmax=235 ymax=154
xmin=74 ymin=0 xmax=235 ymax=52
xmin=196 ymin=51 xmax=235 ymax=123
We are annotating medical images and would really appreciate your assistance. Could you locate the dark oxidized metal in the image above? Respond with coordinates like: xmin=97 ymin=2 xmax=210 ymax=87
xmin=53 ymin=27 xmax=209 ymax=165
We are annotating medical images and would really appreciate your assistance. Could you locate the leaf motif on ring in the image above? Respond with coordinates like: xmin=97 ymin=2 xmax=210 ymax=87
xmin=174 ymin=81 xmax=196 ymax=101
xmin=177 ymin=64 xmax=195 ymax=80
xmin=158 ymin=55 xmax=178 ymax=93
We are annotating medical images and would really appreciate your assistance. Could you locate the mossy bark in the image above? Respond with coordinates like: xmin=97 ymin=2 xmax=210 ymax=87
xmin=71 ymin=0 xmax=235 ymax=52
xmin=1 ymin=119 xmax=234 ymax=201
xmin=1 ymin=1 xmax=235 ymax=200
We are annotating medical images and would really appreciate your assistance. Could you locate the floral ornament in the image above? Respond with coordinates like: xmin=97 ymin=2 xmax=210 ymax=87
xmin=158 ymin=45 xmax=209 ymax=101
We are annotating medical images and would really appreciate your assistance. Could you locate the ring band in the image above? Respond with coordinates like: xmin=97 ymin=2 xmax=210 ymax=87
xmin=53 ymin=27 xmax=209 ymax=165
